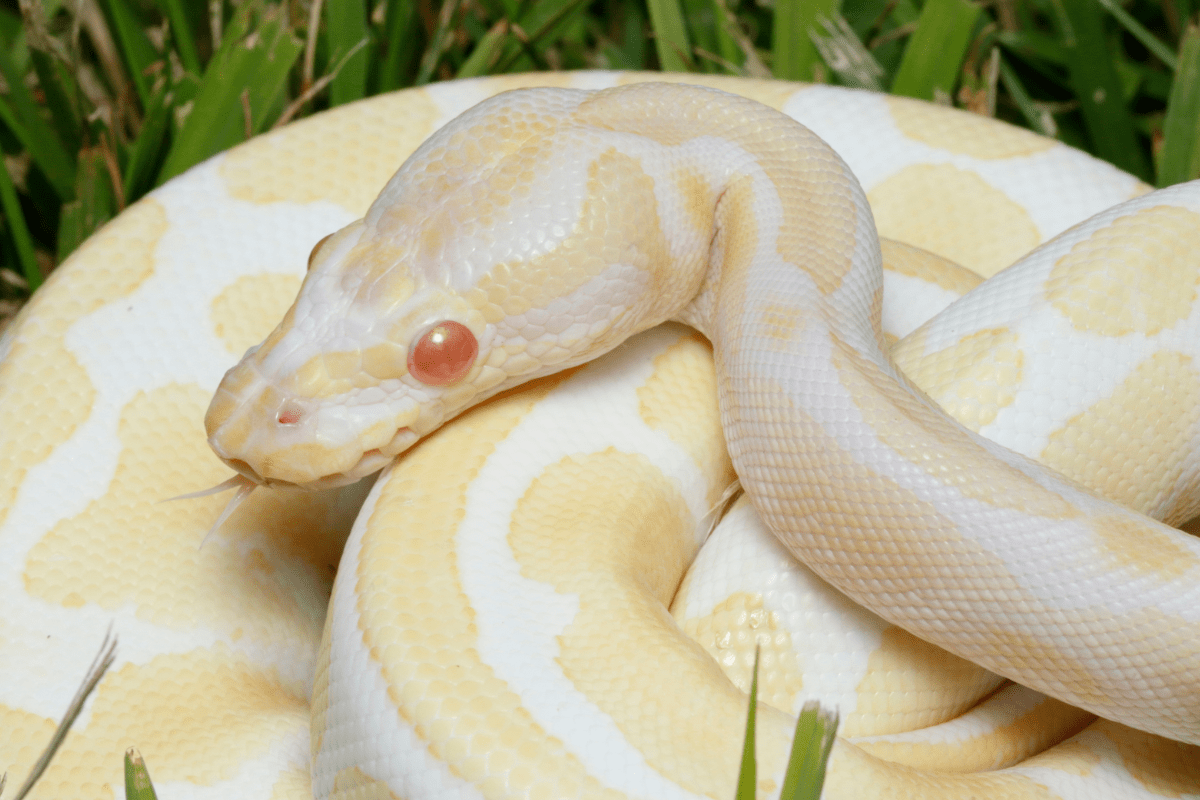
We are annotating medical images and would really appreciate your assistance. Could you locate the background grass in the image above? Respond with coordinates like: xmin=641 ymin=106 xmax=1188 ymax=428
xmin=0 ymin=0 xmax=1196 ymax=330
xmin=0 ymin=0 xmax=1196 ymax=797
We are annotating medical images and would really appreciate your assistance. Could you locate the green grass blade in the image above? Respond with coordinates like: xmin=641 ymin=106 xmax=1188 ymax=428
xmin=155 ymin=0 xmax=202 ymax=74
xmin=0 ymin=37 xmax=74 ymax=200
xmin=378 ymin=0 xmax=420 ymax=91
xmin=1096 ymin=0 xmax=1177 ymax=71
xmin=0 ymin=95 xmax=74 ymax=201
xmin=647 ymin=0 xmax=693 ymax=71
xmin=0 ymin=149 xmax=40 ymax=290
xmin=811 ymin=13 xmax=885 ymax=90
xmin=773 ymin=0 xmax=841 ymax=80
xmin=123 ymin=83 xmax=172 ymax=201
xmin=28 ymin=48 xmax=81 ymax=156
xmin=708 ymin=0 xmax=742 ymax=69
xmin=157 ymin=7 xmax=302 ymax=183
xmin=890 ymin=0 xmax=982 ymax=99
xmin=57 ymin=147 xmax=118 ymax=262
xmin=734 ymin=648 xmax=760 ymax=800
xmin=325 ymin=0 xmax=371 ymax=105
xmin=415 ymin=0 xmax=461 ymax=85
xmin=778 ymin=701 xmax=839 ymax=800
xmin=10 ymin=630 xmax=116 ymax=800
xmin=1157 ymin=23 xmax=1200 ymax=185
xmin=998 ymin=56 xmax=1058 ymax=136
xmin=457 ymin=21 xmax=511 ymax=78
xmin=124 ymin=749 xmax=158 ymax=800
xmin=98 ymin=0 xmax=160 ymax=108
xmin=1058 ymin=0 xmax=1151 ymax=180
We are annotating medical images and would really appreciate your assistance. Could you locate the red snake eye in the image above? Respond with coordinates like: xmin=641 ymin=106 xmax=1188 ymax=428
xmin=408 ymin=321 xmax=478 ymax=386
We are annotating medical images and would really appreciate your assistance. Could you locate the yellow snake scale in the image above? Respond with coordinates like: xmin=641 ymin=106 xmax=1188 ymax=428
xmin=2 ymin=72 xmax=1200 ymax=799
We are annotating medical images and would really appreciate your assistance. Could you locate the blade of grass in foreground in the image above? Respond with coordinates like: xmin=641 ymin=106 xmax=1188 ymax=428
xmin=890 ymin=0 xmax=981 ymax=100
xmin=124 ymin=749 xmax=158 ymax=800
xmin=8 ymin=630 xmax=116 ymax=800
xmin=734 ymin=649 xmax=760 ymax=799
xmin=779 ymin=702 xmax=839 ymax=800
xmin=1157 ymin=23 xmax=1200 ymax=185
xmin=0 ymin=145 xmax=40 ymax=290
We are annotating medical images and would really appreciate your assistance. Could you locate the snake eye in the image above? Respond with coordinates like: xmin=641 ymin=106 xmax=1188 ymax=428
xmin=408 ymin=321 xmax=478 ymax=386
xmin=307 ymin=233 xmax=334 ymax=272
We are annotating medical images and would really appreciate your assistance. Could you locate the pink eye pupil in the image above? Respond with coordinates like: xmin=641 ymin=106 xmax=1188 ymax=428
xmin=408 ymin=321 xmax=478 ymax=386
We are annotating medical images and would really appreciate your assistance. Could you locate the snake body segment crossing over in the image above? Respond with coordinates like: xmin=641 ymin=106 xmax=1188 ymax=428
xmin=2 ymin=72 xmax=1200 ymax=799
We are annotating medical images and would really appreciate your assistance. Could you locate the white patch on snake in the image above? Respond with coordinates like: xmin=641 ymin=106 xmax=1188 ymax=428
xmin=456 ymin=326 xmax=713 ymax=798
xmin=675 ymin=498 xmax=887 ymax=718
xmin=882 ymin=270 xmax=965 ymax=340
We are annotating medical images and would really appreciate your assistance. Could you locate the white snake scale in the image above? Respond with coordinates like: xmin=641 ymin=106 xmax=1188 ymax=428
xmin=2 ymin=71 xmax=1200 ymax=799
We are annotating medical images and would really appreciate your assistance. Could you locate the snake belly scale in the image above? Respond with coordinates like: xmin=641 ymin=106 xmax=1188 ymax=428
xmin=2 ymin=72 xmax=1199 ymax=800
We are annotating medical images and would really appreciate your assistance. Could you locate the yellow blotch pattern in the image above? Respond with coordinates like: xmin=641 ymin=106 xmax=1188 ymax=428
xmin=869 ymin=164 xmax=1040 ymax=277
xmin=270 ymin=768 xmax=314 ymax=800
xmin=1045 ymin=205 xmax=1200 ymax=337
xmin=1095 ymin=720 xmax=1200 ymax=795
xmin=24 ymin=383 xmax=345 ymax=642
xmin=675 ymin=590 xmax=805 ymax=717
xmin=892 ymin=326 xmax=1025 ymax=433
xmin=0 ymin=197 xmax=166 ymax=530
xmin=879 ymin=238 xmax=984 ymax=291
xmin=329 ymin=767 xmax=402 ymax=800
xmin=835 ymin=338 xmax=1076 ymax=519
xmin=1091 ymin=512 xmax=1200 ymax=583
xmin=885 ymin=96 xmax=1057 ymax=159
xmin=635 ymin=330 xmax=734 ymax=508
xmin=220 ymin=90 xmax=438 ymax=213
xmin=614 ymin=72 xmax=805 ymax=111
xmin=354 ymin=370 xmax=632 ymax=799
xmin=4 ymin=649 xmax=307 ymax=799
xmin=509 ymin=450 xmax=791 ymax=798
xmin=210 ymin=272 xmax=303 ymax=355
xmin=855 ymin=694 xmax=1093 ymax=773
xmin=848 ymin=626 xmax=1002 ymax=737
xmin=1041 ymin=351 xmax=1200 ymax=525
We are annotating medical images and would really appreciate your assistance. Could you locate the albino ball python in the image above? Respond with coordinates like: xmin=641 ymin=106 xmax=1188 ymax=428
xmin=2 ymin=71 xmax=1199 ymax=799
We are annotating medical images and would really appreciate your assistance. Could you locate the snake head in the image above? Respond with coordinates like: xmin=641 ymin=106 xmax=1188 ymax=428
xmin=204 ymin=214 xmax=502 ymax=489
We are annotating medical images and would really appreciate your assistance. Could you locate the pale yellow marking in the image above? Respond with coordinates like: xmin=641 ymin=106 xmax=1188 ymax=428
xmin=855 ymin=694 xmax=1093 ymax=772
xmin=0 ymin=197 xmax=166 ymax=531
xmin=636 ymin=331 xmax=734 ymax=509
xmin=1041 ymin=351 xmax=1200 ymax=525
xmin=1019 ymin=732 xmax=1103 ymax=776
xmin=1095 ymin=719 xmax=1200 ymax=796
xmin=869 ymin=164 xmax=1040 ymax=277
xmin=848 ymin=626 xmax=1001 ymax=737
xmin=1046 ymin=205 xmax=1200 ymax=337
xmin=826 ymin=741 xmax=1063 ymax=798
xmin=26 ymin=383 xmax=343 ymax=641
xmin=574 ymin=85 xmax=861 ymax=296
xmin=0 ymin=649 xmax=306 ymax=799
xmin=892 ymin=327 xmax=1025 ymax=432
xmin=885 ymin=95 xmax=1057 ymax=159
xmin=328 ymin=767 xmax=401 ymax=800
xmin=510 ymin=450 xmax=790 ymax=797
xmin=613 ymin=72 xmax=806 ymax=110
xmin=473 ymin=147 xmax=673 ymax=334
xmin=676 ymin=591 xmax=805 ymax=717
xmin=880 ymin=238 xmax=984 ymax=291
xmin=835 ymin=338 xmax=1077 ymax=518
xmin=355 ymin=369 xmax=637 ymax=798
xmin=674 ymin=165 xmax=716 ymax=237
xmin=270 ymin=767 xmax=315 ymax=800
xmin=311 ymin=577 xmax=337 ymax=760
xmin=210 ymin=272 xmax=303 ymax=355
xmin=220 ymin=89 xmax=439 ymax=213
xmin=1092 ymin=512 xmax=1200 ymax=582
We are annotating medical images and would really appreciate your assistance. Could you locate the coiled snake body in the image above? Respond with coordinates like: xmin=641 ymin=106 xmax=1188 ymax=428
xmin=2 ymin=72 xmax=1200 ymax=799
